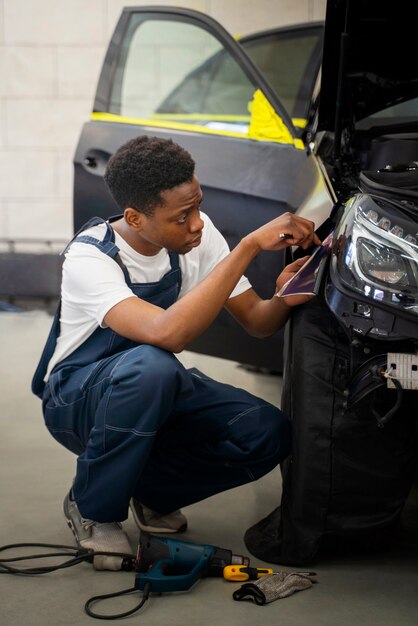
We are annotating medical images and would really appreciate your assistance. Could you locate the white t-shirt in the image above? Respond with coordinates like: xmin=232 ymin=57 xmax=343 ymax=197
xmin=45 ymin=212 xmax=251 ymax=379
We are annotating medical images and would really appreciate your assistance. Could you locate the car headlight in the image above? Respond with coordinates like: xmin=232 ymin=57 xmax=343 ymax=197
xmin=331 ymin=193 xmax=418 ymax=316
xmin=357 ymin=239 xmax=410 ymax=288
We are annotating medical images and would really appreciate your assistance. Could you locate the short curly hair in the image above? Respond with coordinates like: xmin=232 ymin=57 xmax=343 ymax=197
xmin=104 ymin=136 xmax=195 ymax=216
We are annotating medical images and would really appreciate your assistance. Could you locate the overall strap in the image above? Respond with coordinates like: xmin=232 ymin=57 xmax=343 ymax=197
xmin=61 ymin=216 xmax=109 ymax=256
xmin=168 ymin=251 xmax=182 ymax=293
xmin=61 ymin=217 xmax=121 ymax=263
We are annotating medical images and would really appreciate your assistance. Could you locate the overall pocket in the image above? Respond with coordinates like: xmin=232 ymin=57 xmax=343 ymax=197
xmin=43 ymin=372 xmax=87 ymax=455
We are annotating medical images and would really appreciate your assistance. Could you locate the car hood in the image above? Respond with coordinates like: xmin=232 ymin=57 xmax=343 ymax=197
xmin=317 ymin=0 xmax=418 ymax=132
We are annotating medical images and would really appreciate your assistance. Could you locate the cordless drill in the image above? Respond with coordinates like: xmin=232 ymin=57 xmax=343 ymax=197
xmin=135 ymin=533 xmax=250 ymax=592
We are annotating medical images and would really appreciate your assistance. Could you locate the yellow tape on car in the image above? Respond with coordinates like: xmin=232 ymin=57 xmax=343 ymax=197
xmin=91 ymin=95 xmax=304 ymax=149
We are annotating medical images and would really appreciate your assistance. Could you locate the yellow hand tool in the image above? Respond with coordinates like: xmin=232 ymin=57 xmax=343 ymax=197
xmin=223 ymin=565 xmax=273 ymax=582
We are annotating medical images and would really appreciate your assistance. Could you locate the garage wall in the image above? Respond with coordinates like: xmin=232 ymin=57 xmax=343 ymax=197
xmin=0 ymin=0 xmax=326 ymax=242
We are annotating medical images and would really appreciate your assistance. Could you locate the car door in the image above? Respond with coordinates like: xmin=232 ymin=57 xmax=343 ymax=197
xmin=73 ymin=7 xmax=325 ymax=371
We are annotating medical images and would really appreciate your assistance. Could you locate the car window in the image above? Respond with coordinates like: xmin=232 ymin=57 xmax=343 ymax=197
xmin=356 ymin=97 xmax=418 ymax=130
xmin=103 ymin=11 xmax=304 ymax=148
xmin=368 ymin=98 xmax=418 ymax=120
xmin=241 ymin=27 xmax=323 ymax=126
xmin=109 ymin=15 xmax=257 ymax=134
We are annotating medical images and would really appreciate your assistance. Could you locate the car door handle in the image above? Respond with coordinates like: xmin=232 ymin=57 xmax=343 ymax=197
xmin=84 ymin=156 xmax=97 ymax=168
xmin=80 ymin=149 xmax=110 ymax=176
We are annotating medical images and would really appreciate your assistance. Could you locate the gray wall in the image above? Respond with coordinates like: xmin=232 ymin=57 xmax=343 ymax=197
xmin=0 ymin=0 xmax=326 ymax=242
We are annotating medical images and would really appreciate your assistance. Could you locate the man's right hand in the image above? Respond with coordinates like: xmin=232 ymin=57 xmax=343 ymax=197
xmin=245 ymin=212 xmax=321 ymax=254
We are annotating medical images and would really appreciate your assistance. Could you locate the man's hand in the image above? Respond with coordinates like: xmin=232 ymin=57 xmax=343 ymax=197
xmin=245 ymin=213 xmax=322 ymax=254
xmin=275 ymin=256 xmax=315 ymax=307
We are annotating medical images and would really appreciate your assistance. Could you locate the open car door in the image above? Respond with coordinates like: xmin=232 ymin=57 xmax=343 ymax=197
xmin=73 ymin=6 xmax=325 ymax=370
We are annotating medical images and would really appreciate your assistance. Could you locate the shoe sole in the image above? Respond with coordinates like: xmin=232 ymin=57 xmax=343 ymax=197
xmin=129 ymin=502 xmax=187 ymax=534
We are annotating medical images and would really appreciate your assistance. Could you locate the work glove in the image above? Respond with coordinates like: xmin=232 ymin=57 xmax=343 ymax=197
xmin=233 ymin=571 xmax=316 ymax=605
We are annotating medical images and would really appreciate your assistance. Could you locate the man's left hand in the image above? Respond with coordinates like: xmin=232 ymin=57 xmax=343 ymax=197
xmin=275 ymin=256 xmax=315 ymax=307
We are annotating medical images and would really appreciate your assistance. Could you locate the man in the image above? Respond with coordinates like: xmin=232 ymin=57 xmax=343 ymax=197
xmin=32 ymin=136 xmax=320 ymax=570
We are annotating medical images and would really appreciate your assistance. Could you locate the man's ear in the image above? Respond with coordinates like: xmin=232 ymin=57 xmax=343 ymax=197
xmin=124 ymin=208 xmax=145 ymax=231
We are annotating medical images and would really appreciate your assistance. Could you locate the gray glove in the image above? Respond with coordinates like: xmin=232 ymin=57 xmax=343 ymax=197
xmin=233 ymin=571 xmax=317 ymax=605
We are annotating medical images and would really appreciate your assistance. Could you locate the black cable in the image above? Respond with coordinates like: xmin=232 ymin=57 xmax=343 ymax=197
xmin=84 ymin=582 xmax=152 ymax=620
xmin=0 ymin=542 xmax=148 ymax=620
xmin=0 ymin=542 xmax=90 ymax=575
xmin=0 ymin=542 xmax=136 ymax=575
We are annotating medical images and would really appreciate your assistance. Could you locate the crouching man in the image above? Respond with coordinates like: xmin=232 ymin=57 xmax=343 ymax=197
xmin=32 ymin=136 xmax=320 ymax=570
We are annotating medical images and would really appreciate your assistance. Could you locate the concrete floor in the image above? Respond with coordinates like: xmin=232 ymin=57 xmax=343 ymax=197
xmin=1 ymin=310 xmax=417 ymax=626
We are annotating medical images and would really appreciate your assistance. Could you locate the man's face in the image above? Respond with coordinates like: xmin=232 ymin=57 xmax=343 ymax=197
xmin=138 ymin=175 xmax=205 ymax=255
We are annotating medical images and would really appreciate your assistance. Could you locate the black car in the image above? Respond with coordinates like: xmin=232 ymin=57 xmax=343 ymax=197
xmin=74 ymin=0 xmax=418 ymax=562
xmin=74 ymin=9 xmax=325 ymax=372
xmin=244 ymin=0 xmax=418 ymax=564
xmin=74 ymin=1 xmax=418 ymax=375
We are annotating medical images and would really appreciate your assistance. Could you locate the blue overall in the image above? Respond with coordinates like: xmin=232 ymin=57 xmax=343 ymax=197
xmin=32 ymin=217 xmax=291 ymax=522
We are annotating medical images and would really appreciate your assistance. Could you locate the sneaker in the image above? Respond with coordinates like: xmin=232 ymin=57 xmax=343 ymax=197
xmin=63 ymin=490 xmax=134 ymax=571
xmin=130 ymin=498 xmax=187 ymax=533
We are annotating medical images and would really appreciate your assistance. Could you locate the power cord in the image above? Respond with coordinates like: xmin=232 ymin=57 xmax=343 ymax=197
xmin=0 ymin=542 xmax=136 ymax=574
xmin=0 ymin=542 xmax=150 ymax=620
xmin=85 ymin=582 xmax=151 ymax=620
xmin=0 ymin=542 xmax=95 ymax=574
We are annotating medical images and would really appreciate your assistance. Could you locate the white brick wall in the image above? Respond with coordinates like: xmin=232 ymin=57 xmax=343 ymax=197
xmin=0 ymin=0 xmax=327 ymax=240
